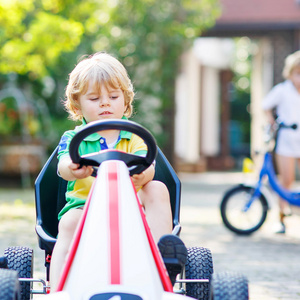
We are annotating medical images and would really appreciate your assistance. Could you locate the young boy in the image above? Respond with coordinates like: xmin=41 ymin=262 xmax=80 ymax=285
xmin=50 ymin=52 xmax=187 ymax=291
xmin=263 ymin=50 xmax=300 ymax=234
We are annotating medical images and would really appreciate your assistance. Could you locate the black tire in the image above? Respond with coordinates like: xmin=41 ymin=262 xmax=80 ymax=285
xmin=0 ymin=268 xmax=21 ymax=300
xmin=220 ymin=185 xmax=268 ymax=235
xmin=4 ymin=247 xmax=33 ymax=300
xmin=185 ymin=247 xmax=213 ymax=300
xmin=209 ymin=272 xmax=248 ymax=300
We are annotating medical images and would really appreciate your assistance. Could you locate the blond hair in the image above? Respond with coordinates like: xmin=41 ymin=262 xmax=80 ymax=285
xmin=64 ymin=52 xmax=135 ymax=121
xmin=282 ymin=50 xmax=300 ymax=79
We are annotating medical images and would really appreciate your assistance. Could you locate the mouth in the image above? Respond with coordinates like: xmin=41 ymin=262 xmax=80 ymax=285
xmin=100 ymin=111 xmax=112 ymax=115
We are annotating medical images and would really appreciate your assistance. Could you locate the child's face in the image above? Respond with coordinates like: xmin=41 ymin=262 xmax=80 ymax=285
xmin=76 ymin=82 xmax=126 ymax=123
xmin=289 ymin=65 xmax=300 ymax=92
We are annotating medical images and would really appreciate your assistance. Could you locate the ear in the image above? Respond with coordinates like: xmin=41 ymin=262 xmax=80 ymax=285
xmin=74 ymin=106 xmax=82 ymax=116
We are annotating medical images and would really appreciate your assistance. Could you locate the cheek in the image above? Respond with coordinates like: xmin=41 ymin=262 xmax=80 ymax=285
xmin=123 ymin=98 xmax=128 ymax=111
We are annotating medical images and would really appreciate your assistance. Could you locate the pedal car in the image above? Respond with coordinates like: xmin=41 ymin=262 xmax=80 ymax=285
xmin=1 ymin=119 xmax=248 ymax=300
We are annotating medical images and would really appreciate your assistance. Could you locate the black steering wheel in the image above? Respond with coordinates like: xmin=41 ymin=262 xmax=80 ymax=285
xmin=69 ymin=119 xmax=157 ymax=176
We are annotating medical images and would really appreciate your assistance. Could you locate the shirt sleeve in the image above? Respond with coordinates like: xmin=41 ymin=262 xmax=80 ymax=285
xmin=130 ymin=134 xmax=148 ymax=156
xmin=57 ymin=130 xmax=76 ymax=160
xmin=130 ymin=134 xmax=156 ymax=166
xmin=262 ymin=82 xmax=284 ymax=110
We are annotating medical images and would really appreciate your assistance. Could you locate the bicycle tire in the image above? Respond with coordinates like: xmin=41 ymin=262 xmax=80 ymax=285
xmin=220 ymin=185 xmax=268 ymax=235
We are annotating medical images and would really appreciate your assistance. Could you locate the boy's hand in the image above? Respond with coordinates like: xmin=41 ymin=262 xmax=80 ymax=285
xmin=131 ymin=164 xmax=155 ymax=190
xmin=69 ymin=162 xmax=94 ymax=179
xmin=58 ymin=156 xmax=94 ymax=181
xmin=131 ymin=172 xmax=146 ymax=190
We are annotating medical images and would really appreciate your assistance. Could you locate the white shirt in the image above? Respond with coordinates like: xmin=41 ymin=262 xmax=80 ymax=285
xmin=262 ymin=80 xmax=300 ymax=157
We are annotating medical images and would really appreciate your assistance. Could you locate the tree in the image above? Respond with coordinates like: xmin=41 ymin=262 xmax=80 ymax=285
xmin=0 ymin=0 xmax=220 ymax=162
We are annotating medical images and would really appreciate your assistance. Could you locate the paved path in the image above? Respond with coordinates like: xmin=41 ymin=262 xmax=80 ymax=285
xmin=0 ymin=171 xmax=300 ymax=299
xmin=179 ymin=172 xmax=300 ymax=300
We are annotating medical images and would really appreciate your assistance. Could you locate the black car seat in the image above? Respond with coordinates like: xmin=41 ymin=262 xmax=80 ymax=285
xmin=35 ymin=146 xmax=181 ymax=280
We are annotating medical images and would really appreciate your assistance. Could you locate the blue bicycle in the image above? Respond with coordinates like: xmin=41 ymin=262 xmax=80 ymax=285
xmin=220 ymin=122 xmax=299 ymax=235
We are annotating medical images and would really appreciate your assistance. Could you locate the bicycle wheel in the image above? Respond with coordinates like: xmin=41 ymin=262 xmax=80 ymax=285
xmin=220 ymin=185 xmax=268 ymax=235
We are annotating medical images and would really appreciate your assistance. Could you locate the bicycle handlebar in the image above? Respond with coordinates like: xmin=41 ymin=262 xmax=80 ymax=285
xmin=278 ymin=122 xmax=297 ymax=130
xmin=263 ymin=121 xmax=297 ymax=147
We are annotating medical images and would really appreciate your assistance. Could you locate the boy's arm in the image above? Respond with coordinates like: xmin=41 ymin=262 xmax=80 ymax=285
xmin=265 ymin=109 xmax=276 ymax=125
xmin=58 ymin=155 xmax=94 ymax=181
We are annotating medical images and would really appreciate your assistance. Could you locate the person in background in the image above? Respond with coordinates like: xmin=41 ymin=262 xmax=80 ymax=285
xmin=262 ymin=50 xmax=300 ymax=234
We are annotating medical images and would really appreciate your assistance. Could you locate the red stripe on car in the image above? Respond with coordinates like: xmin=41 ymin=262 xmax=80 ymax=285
xmin=108 ymin=161 xmax=121 ymax=284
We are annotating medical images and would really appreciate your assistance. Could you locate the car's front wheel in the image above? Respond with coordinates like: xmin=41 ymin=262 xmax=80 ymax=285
xmin=4 ymin=247 xmax=33 ymax=300
xmin=184 ymin=246 xmax=214 ymax=300
xmin=0 ymin=268 xmax=21 ymax=300
xmin=209 ymin=272 xmax=249 ymax=300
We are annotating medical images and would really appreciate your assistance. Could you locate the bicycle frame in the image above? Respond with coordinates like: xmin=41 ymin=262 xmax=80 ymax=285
xmin=243 ymin=152 xmax=300 ymax=212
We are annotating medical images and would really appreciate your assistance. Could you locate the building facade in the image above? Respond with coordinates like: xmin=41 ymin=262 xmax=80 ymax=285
xmin=175 ymin=0 xmax=300 ymax=171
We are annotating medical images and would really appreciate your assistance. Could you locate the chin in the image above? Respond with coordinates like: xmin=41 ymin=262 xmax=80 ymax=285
xmin=99 ymin=115 xmax=114 ymax=119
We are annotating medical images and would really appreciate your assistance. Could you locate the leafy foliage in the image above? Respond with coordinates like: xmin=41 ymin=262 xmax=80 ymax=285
xmin=0 ymin=0 xmax=220 ymax=158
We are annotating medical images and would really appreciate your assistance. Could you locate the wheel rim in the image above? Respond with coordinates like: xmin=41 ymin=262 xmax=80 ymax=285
xmin=224 ymin=192 xmax=265 ymax=230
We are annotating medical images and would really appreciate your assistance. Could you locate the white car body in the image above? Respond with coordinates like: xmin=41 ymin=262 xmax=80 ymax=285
xmin=43 ymin=160 xmax=193 ymax=300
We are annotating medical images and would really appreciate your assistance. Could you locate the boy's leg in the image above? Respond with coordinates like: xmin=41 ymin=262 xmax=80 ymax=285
xmin=276 ymin=155 xmax=295 ymax=214
xmin=138 ymin=180 xmax=172 ymax=243
xmin=275 ymin=154 xmax=295 ymax=233
xmin=50 ymin=208 xmax=83 ymax=292
xmin=139 ymin=180 xmax=187 ymax=285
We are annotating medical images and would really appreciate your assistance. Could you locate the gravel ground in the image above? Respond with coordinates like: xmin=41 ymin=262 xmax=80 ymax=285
xmin=179 ymin=172 xmax=300 ymax=300
xmin=0 ymin=171 xmax=300 ymax=299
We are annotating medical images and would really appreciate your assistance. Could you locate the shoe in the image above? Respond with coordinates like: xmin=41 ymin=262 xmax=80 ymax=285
xmin=158 ymin=234 xmax=188 ymax=285
xmin=274 ymin=222 xmax=286 ymax=234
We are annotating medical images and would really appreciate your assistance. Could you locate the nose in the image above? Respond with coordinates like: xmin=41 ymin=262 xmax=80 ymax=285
xmin=99 ymin=96 xmax=110 ymax=107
